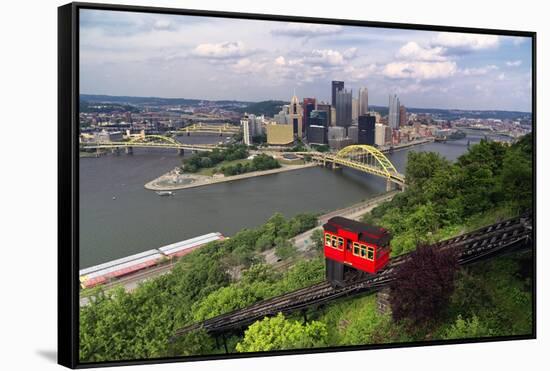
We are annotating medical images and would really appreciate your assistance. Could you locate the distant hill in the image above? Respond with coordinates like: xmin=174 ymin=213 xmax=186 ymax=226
xmin=80 ymin=94 xmax=530 ymax=121
xmin=369 ymin=105 xmax=531 ymax=121
xmin=235 ymin=100 xmax=289 ymax=117
xmin=80 ymin=94 xmax=251 ymax=107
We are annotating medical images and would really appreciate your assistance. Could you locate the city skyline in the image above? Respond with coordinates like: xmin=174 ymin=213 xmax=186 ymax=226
xmin=80 ymin=10 xmax=533 ymax=112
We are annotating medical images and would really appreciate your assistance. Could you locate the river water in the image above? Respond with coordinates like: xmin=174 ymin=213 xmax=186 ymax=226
xmin=79 ymin=135 xmax=480 ymax=268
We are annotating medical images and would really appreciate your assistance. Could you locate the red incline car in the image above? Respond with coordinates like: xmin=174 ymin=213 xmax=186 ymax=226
xmin=323 ymin=216 xmax=391 ymax=286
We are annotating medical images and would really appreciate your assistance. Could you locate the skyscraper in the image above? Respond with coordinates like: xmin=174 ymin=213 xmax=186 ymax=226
xmin=241 ymin=114 xmax=252 ymax=146
xmin=302 ymin=98 xmax=316 ymax=135
xmin=335 ymin=88 xmax=352 ymax=128
xmin=388 ymin=94 xmax=400 ymax=129
xmin=352 ymin=98 xmax=359 ymax=123
xmin=358 ymin=87 xmax=369 ymax=116
xmin=289 ymin=93 xmax=303 ymax=138
xmin=358 ymin=114 xmax=376 ymax=145
xmin=316 ymin=102 xmax=331 ymax=126
xmin=399 ymin=104 xmax=407 ymax=127
xmin=331 ymin=81 xmax=344 ymax=106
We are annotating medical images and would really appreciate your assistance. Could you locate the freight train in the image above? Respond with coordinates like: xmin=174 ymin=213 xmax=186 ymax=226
xmin=323 ymin=216 xmax=391 ymax=286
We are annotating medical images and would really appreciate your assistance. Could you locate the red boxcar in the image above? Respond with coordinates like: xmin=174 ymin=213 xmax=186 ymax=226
xmin=323 ymin=216 xmax=391 ymax=286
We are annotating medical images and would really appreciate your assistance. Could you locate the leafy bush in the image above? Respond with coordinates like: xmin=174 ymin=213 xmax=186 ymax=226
xmin=236 ymin=313 xmax=328 ymax=352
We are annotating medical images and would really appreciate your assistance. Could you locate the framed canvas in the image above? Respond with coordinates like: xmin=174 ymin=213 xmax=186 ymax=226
xmin=58 ymin=2 xmax=536 ymax=368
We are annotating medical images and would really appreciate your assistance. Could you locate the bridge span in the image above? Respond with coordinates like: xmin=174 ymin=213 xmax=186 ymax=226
xmin=80 ymin=134 xmax=217 ymax=155
xmin=293 ymin=145 xmax=406 ymax=191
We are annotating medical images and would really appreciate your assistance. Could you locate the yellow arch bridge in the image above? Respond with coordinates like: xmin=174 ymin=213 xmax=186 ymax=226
xmin=300 ymin=145 xmax=405 ymax=191
xmin=180 ymin=123 xmax=241 ymax=135
xmin=80 ymin=135 xmax=217 ymax=154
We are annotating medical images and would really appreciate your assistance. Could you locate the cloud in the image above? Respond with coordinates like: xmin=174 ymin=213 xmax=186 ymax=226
xmin=309 ymin=49 xmax=345 ymax=66
xmin=506 ymin=60 xmax=522 ymax=67
xmin=383 ymin=61 xmax=457 ymax=80
xmin=274 ymin=56 xmax=286 ymax=66
xmin=153 ymin=19 xmax=173 ymax=31
xmin=343 ymin=47 xmax=358 ymax=59
xmin=433 ymin=32 xmax=500 ymax=51
xmin=191 ymin=41 xmax=252 ymax=59
xmin=460 ymin=64 xmax=498 ymax=76
xmin=271 ymin=23 xmax=343 ymax=38
xmin=397 ymin=42 xmax=446 ymax=61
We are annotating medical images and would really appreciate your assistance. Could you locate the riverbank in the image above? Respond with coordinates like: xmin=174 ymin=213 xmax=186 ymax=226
xmin=144 ymin=162 xmax=318 ymax=191
xmin=80 ymin=190 xmax=397 ymax=306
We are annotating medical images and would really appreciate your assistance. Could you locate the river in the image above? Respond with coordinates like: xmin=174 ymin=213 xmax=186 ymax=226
xmin=79 ymin=135 xmax=480 ymax=268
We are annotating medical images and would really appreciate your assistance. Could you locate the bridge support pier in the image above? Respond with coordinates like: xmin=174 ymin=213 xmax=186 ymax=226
xmin=125 ymin=146 xmax=133 ymax=155
xmin=177 ymin=149 xmax=185 ymax=156
xmin=112 ymin=147 xmax=121 ymax=156
xmin=386 ymin=179 xmax=394 ymax=192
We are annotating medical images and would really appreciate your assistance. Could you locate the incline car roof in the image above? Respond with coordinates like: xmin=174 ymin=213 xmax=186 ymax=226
xmin=324 ymin=216 xmax=388 ymax=238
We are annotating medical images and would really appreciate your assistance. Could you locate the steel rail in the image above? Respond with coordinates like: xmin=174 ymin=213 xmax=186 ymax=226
xmin=172 ymin=213 xmax=532 ymax=338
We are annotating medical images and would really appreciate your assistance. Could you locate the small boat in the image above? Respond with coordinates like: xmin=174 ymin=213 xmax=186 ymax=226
xmin=156 ymin=191 xmax=174 ymax=196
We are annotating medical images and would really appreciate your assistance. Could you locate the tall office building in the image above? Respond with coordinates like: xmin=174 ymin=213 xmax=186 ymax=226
xmin=316 ymin=102 xmax=332 ymax=126
xmin=308 ymin=125 xmax=328 ymax=145
xmin=309 ymin=110 xmax=328 ymax=128
xmin=347 ymin=125 xmax=359 ymax=144
xmin=335 ymin=88 xmax=352 ymax=128
xmin=375 ymin=124 xmax=385 ymax=146
xmin=302 ymin=98 xmax=316 ymax=134
xmin=358 ymin=114 xmax=376 ymax=145
xmin=358 ymin=87 xmax=369 ymax=116
xmin=241 ymin=115 xmax=252 ymax=146
xmin=388 ymin=94 xmax=400 ymax=129
xmin=308 ymin=109 xmax=329 ymax=144
xmin=399 ymin=104 xmax=407 ymax=127
xmin=352 ymin=98 xmax=359 ymax=124
xmin=331 ymin=81 xmax=344 ymax=106
xmin=289 ymin=94 xmax=303 ymax=138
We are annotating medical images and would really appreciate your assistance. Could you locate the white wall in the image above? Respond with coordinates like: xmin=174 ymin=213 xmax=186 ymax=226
xmin=0 ymin=0 xmax=547 ymax=370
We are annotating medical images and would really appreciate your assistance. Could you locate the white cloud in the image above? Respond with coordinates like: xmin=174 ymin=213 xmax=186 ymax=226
xmin=497 ymin=73 xmax=506 ymax=80
xmin=397 ymin=42 xmax=446 ymax=61
xmin=271 ymin=23 xmax=342 ymax=37
xmin=309 ymin=49 xmax=345 ymax=66
xmin=343 ymin=64 xmax=378 ymax=82
xmin=461 ymin=64 xmax=498 ymax=76
xmin=506 ymin=60 xmax=522 ymax=67
xmin=343 ymin=47 xmax=358 ymax=59
xmin=153 ymin=19 xmax=173 ymax=30
xmin=274 ymin=56 xmax=286 ymax=66
xmin=383 ymin=61 xmax=457 ymax=80
xmin=192 ymin=41 xmax=250 ymax=59
xmin=433 ymin=32 xmax=500 ymax=50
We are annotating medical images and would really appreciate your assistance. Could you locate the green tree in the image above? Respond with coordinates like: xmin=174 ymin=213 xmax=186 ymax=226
xmin=443 ymin=315 xmax=494 ymax=340
xmin=191 ymin=284 xmax=263 ymax=321
xmin=274 ymin=238 xmax=297 ymax=260
xmin=236 ymin=313 xmax=328 ymax=352
xmin=310 ymin=229 xmax=324 ymax=252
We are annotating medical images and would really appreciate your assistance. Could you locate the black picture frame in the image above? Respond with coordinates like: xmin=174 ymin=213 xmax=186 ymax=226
xmin=58 ymin=2 xmax=537 ymax=368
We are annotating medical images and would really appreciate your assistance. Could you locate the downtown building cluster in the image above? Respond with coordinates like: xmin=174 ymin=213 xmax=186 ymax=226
xmin=240 ymin=80 xmax=415 ymax=150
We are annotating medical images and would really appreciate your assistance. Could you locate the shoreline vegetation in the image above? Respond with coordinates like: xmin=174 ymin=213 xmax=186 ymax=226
xmin=145 ymin=143 xmax=315 ymax=191
xmin=79 ymin=135 xmax=533 ymax=362
xmin=144 ymin=162 xmax=317 ymax=191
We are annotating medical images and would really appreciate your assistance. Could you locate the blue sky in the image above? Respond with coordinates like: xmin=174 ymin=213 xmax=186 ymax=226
xmin=80 ymin=9 xmax=532 ymax=112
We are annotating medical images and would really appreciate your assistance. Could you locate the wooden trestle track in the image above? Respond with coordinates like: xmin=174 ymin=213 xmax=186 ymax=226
xmin=172 ymin=212 xmax=533 ymax=339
